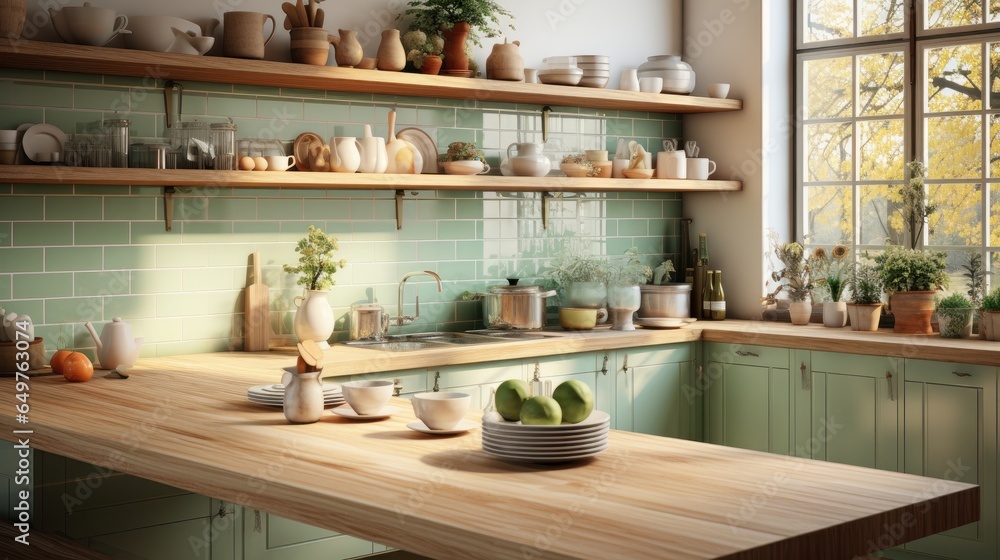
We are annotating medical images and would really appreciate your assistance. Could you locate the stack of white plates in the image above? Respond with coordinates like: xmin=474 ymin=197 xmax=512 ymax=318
xmin=576 ymin=55 xmax=610 ymax=89
xmin=247 ymin=383 xmax=344 ymax=408
xmin=481 ymin=410 xmax=610 ymax=463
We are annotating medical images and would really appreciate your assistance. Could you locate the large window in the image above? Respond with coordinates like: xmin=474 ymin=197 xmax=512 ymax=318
xmin=797 ymin=1 xmax=1000 ymax=292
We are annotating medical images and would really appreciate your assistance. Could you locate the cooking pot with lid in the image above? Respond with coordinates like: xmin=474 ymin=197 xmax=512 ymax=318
xmin=477 ymin=281 xmax=556 ymax=329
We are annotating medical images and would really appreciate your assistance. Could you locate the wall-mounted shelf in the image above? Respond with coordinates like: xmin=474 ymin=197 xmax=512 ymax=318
xmin=0 ymin=40 xmax=742 ymax=115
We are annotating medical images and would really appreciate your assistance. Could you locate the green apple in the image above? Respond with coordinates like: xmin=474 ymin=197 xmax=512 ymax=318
xmin=520 ymin=395 xmax=563 ymax=425
xmin=551 ymin=380 xmax=595 ymax=424
xmin=495 ymin=379 xmax=530 ymax=421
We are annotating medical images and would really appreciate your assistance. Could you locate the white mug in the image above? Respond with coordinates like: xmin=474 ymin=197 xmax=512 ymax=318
xmin=656 ymin=150 xmax=686 ymax=179
xmin=264 ymin=154 xmax=295 ymax=171
xmin=686 ymin=157 xmax=717 ymax=180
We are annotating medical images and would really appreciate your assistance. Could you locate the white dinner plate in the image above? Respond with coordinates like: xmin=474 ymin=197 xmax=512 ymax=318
xmin=481 ymin=410 xmax=610 ymax=433
xmin=22 ymin=123 xmax=67 ymax=163
xmin=247 ymin=395 xmax=345 ymax=407
xmin=635 ymin=317 xmax=697 ymax=329
xmin=396 ymin=127 xmax=438 ymax=174
xmin=482 ymin=430 xmax=608 ymax=446
xmin=331 ymin=404 xmax=396 ymax=420
xmin=483 ymin=439 xmax=608 ymax=455
xmin=483 ymin=444 xmax=608 ymax=463
xmin=407 ymin=419 xmax=481 ymax=435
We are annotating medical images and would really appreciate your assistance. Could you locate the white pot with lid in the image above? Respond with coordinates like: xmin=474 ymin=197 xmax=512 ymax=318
xmin=637 ymin=55 xmax=695 ymax=94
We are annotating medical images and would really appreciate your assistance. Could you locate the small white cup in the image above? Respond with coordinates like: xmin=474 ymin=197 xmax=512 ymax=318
xmin=708 ymin=83 xmax=731 ymax=99
xmin=523 ymin=68 xmax=538 ymax=84
xmin=639 ymin=76 xmax=663 ymax=93
xmin=657 ymin=150 xmax=686 ymax=179
xmin=411 ymin=392 xmax=470 ymax=431
xmin=340 ymin=380 xmax=394 ymax=415
xmin=611 ymin=158 xmax=629 ymax=178
xmin=264 ymin=154 xmax=295 ymax=171
xmin=686 ymin=157 xmax=717 ymax=180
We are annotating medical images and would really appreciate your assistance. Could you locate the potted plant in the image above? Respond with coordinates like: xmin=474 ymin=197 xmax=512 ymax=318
xmin=764 ymin=231 xmax=812 ymax=325
xmin=962 ymin=251 xmax=988 ymax=335
xmin=402 ymin=29 xmax=444 ymax=75
xmin=980 ymin=286 xmax=1000 ymax=341
xmin=845 ymin=260 xmax=883 ymax=331
xmin=809 ymin=245 xmax=850 ymax=328
xmin=402 ymin=0 xmax=515 ymax=74
xmin=872 ymin=245 xmax=948 ymax=334
xmin=283 ymin=225 xmax=347 ymax=348
xmin=604 ymin=247 xmax=652 ymax=331
xmin=438 ymin=141 xmax=489 ymax=175
xmin=543 ymin=244 xmax=609 ymax=310
xmin=936 ymin=293 xmax=974 ymax=339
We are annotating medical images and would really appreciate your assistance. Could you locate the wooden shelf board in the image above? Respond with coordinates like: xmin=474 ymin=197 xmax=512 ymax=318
xmin=0 ymin=165 xmax=743 ymax=193
xmin=0 ymin=40 xmax=742 ymax=114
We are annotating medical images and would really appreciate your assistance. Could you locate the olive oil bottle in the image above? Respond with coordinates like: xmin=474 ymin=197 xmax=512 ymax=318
xmin=711 ymin=270 xmax=726 ymax=320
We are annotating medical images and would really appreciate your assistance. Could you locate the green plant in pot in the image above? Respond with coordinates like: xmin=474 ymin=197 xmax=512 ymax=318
xmin=980 ymin=286 xmax=1000 ymax=341
xmin=936 ymin=293 xmax=974 ymax=339
xmin=763 ymin=231 xmax=813 ymax=325
xmin=438 ymin=141 xmax=489 ymax=175
xmin=604 ymin=247 xmax=653 ymax=331
xmin=402 ymin=30 xmax=444 ymax=74
xmin=844 ymin=260 xmax=883 ymax=332
xmin=543 ymin=244 xmax=609 ymax=310
xmin=809 ymin=245 xmax=850 ymax=328
xmin=402 ymin=0 xmax=515 ymax=74
xmin=283 ymin=225 xmax=347 ymax=348
xmin=872 ymin=245 xmax=948 ymax=334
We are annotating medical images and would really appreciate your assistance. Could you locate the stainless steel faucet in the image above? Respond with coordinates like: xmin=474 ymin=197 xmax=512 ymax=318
xmin=395 ymin=270 xmax=443 ymax=326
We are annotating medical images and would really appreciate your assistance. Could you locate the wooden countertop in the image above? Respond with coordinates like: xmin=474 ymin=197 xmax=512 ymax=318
xmin=0 ymin=349 xmax=978 ymax=559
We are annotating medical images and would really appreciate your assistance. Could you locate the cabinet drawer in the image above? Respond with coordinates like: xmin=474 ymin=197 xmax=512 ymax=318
xmin=704 ymin=342 xmax=787 ymax=368
xmin=904 ymin=359 xmax=995 ymax=384
xmin=813 ymin=351 xmax=896 ymax=374
xmin=431 ymin=360 xmax=524 ymax=388
xmin=65 ymin=494 xmax=213 ymax=539
xmin=532 ymin=353 xmax=599 ymax=377
xmin=617 ymin=343 xmax=691 ymax=366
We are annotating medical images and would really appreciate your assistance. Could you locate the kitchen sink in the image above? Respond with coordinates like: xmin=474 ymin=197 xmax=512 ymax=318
xmin=345 ymin=331 xmax=546 ymax=351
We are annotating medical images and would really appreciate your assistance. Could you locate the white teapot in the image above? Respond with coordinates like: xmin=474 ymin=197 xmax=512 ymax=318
xmin=507 ymin=142 xmax=551 ymax=177
xmin=85 ymin=317 xmax=144 ymax=370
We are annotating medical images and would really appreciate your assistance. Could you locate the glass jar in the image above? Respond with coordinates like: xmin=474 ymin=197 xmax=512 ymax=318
xmin=103 ymin=118 xmax=130 ymax=168
xmin=171 ymin=121 xmax=212 ymax=169
xmin=210 ymin=121 xmax=237 ymax=170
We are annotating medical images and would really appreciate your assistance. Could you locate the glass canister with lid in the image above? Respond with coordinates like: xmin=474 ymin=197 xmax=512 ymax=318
xmin=170 ymin=120 xmax=213 ymax=169
xmin=210 ymin=120 xmax=238 ymax=170
xmin=103 ymin=118 xmax=130 ymax=168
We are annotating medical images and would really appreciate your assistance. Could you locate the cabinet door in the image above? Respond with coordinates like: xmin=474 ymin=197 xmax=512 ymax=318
xmin=347 ymin=368 xmax=428 ymax=400
xmin=804 ymin=352 xmax=899 ymax=470
xmin=431 ymin=360 xmax=525 ymax=410
xmin=703 ymin=342 xmax=791 ymax=453
xmin=901 ymin=359 xmax=997 ymax=560
xmin=0 ymin=441 xmax=30 ymax=522
xmin=243 ymin=509 xmax=374 ymax=560
xmin=532 ymin=352 xmax=609 ymax=413
xmin=613 ymin=344 xmax=696 ymax=439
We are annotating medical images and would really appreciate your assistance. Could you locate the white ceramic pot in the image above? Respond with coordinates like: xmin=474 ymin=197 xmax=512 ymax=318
xmin=329 ymin=136 xmax=362 ymax=173
xmin=282 ymin=368 xmax=324 ymax=423
xmin=637 ymin=55 xmax=695 ymax=94
xmin=822 ymin=301 xmax=848 ymax=328
xmin=789 ymin=300 xmax=811 ymax=325
xmin=293 ymin=290 xmax=334 ymax=348
xmin=507 ymin=142 xmax=551 ymax=177
xmin=607 ymin=285 xmax=641 ymax=331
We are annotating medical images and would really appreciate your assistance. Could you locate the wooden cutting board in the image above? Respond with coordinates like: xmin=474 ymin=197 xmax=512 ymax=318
xmin=244 ymin=252 xmax=269 ymax=352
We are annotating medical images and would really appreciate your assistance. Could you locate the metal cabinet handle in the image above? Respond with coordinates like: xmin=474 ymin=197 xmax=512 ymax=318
xmin=800 ymin=362 xmax=810 ymax=391
xmin=886 ymin=371 xmax=895 ymax=402
xmin=621 ymin=354 xmax=629 ymax=375
xmin=433 ymin=371 xmax=440 ymax=392
xmin=736 ymin=350 xmax=759 ymax=357
xmin=697 ymin=365 xmax=703 ymax=383
xmin=600 ymin=354 xmax=609 ymax=376
xmin=953 ymin=371 xmax=972 ymax=378
xmin=392 ymin=378 xmax=403 ymax=397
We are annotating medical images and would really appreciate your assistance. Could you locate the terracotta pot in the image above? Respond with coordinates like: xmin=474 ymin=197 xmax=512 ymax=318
xmin=980 ymin=310 xmax=1000 ymax=341
xmin=289 ymin=27 xmax=334 ymax=65
xmin=420 ymin=55 xmax=443 ymax=75
xmin=889 ymin=291 xmax=936 ymax=334
xmin=822 ymin=301 xmax=848 ymax=328
xmin=441 ymin=21 xmax=471 ymax=72
xmin=0 ymin=0 xmax=27 ymax=39
xmin=376 ymin=29 xmax=405 ymax=72
xmin=847 ymin=303 xmax=882 ymax=332
xmin=789 ymin=300 xmax=811 ymax=325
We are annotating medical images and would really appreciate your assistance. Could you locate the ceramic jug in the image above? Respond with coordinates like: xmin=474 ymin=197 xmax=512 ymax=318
xmin=506 ymin=142 xmax=551 ymax=177
xmin=293 ymin=290 xmax=334 ymax=348
xmin=329 ymin=136 xmax=363 ymax=173
xmin=222 ymin=11 xmax=275 ymax=59
xmin=486 ymin=38 xmax=524 ymax=81
xmin=358 ymin=125 xmax=387 ymax=174
xmin=281 ymin=368 xmax=324 ymax=423
xmin=375 ymin=29 xmax=405 ymax=72
xmin=84 ymin=317 xmax=144 ymax=370
xmin=331 ymin=29 xmax=363 ymax=67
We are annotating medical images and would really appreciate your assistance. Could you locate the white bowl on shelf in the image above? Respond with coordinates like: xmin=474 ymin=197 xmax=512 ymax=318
xmin=578 ymin=76 xmax=610 ymax=88
xmin=538 ymin=68 xmax=583 ymax=86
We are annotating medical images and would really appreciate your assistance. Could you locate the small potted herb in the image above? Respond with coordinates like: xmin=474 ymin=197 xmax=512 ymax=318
xmin=872 ymin=245 xmax=948 ymax=334
xmin=809 ymin=245 xmax=850 ymax=327
xmin=438 ymin=141 xmax=489 ymax=175
xmin=980 ymin=286 xmax=1000 ymax=341
xmin=543 ymin=244 xmax=609 ymax=309
xmin=605 ymin=247 xmax=653 ymax=331
xmin=402 ymin=30 xmax=444 ymax=74
xmin=936 ymin=293 xmax=974 ymax=339
xmin=763 ymin=230 xmax=812 ymax=325
xmin=845 ymin=260 xmax=883 ymax=331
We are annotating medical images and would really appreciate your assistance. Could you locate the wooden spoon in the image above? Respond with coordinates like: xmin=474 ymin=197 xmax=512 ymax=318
xmin=314 ymin=8 xmax=325 ymax=28
xmin=281 ymin=2 xmax=300 ymax=28
xmin=294 ymin=0 xmax=308 ymax=30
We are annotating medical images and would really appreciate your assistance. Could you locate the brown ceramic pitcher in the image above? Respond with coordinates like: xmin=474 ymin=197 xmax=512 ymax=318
xmin=222 ymin=11 xmax=275 ymax=59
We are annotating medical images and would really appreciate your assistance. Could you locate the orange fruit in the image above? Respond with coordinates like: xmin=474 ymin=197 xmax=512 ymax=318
xmin=62 ymin=352 xmax=94 ymax=382
xmin=50 ymin=349 xmax=73 ymax=374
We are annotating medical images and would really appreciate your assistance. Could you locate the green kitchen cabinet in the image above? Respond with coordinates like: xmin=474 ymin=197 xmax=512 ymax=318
xmin=429 ymin=359 xmax=526 ymax=410
xmin=897 ymin=359 xmax=997 ymax=560
xmin=243 ymin=509 xmax=376 ymax=560
xmin=799 ymin=351 xmax=899 ymax=470
xmin=345 ymin=367 xmax=429 ymax=399
xmin=703 ymin=342 xmax=792 ymax=454
xmin=532 ymin=351 xmax=610 ymax=416
xmin=611 ymin=343 xmax=697 ymax=439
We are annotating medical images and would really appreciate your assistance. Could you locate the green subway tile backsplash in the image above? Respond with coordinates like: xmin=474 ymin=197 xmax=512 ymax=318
xmin=1 ymin=69 xmax=684 ymax=357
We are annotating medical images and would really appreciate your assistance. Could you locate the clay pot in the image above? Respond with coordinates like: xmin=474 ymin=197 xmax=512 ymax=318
xmin=420 ymin=55 xmax=443 ymax=75
xmin=789 ymin=300 xmax=811 ymax=325
xmin=847 ymin=303 xmax=882 ymax=332
xmin=486 ymin=38 xmax=524 ymax=81
xmin=889 ymin=290 xmax=936 ymax=334
xmin=441 ymin=21 xmax=471 ymax=72
xmin=376 ymin=29 xmax=405 ymax=72
xmin=222 ymin=11 xmax=276 ymax=59
xmin=331 ymin=29 xmax=363 ymax=67
xmin=822 ymin=301 xmax=848 ymax=328
xmin=980 ymin=310 xmax=1000 ymax=341
xmin=290 ymin=27 xmax=334 ymax=66
xmin=0 ymin=0 xmax=27 ymax=39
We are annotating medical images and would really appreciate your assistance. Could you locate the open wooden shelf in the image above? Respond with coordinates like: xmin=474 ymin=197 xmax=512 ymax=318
xmin=0 ymin=40 xmax=742 ymax=114
xmin=0 ymin=165 xmax=742 ymax=193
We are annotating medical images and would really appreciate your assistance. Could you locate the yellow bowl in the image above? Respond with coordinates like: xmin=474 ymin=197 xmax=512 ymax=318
xmin=559 ymin=307 xmax=598 ymax=330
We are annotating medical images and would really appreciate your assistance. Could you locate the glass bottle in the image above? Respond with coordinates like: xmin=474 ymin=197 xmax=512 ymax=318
xmin=711 ymin=270 xmax=726 ymax=320
xmin=702 ymin=270 xmax=714 ymax=319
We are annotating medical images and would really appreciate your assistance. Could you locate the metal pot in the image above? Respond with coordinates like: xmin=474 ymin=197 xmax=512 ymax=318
xmin=639 ymin=283 xmax=692 ymax=318
xmin=479 ymin=283 xmax=556 ymax=329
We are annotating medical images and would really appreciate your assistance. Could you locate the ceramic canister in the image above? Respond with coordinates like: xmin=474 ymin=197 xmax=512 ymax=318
xmin=657 ymin=149 xmax=686 ymax=179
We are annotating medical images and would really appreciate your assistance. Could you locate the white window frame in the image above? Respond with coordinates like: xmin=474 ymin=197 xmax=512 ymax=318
xmin=797 ymin=0 xmax=909 ymax=50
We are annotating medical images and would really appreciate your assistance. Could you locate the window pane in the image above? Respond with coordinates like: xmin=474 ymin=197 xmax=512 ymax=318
xmin=861 ymin=0 xmax=905 ymax=36
xmin=927 ymin=115 xmax=983 ymax=179
xmin=859 ymin=51 xmax=905 ymax=116
xmin=859 ymin=119 xmax=904 ymax=180
xmin=990 ymin=43 xmax=1000 ymax=108
xmin=806 ymin=122 xmax=854 ymax=182
xmin=990 ymin=115 xmax=1000 ymax=177
xmin=992 ymin=184 xmax=1000 ymax=245
xmin=859 ymin=184 xmax=905 ymax=245
xmin=923 ymin=249 xmax=981 ymax=297
xmin=926 ymin=0 xmax=983 ymax=29
xmin=805 ymin=185 xmax=854 ymax=244
xmin=993 ymin=0 xmax=1000 ymax=22
xmin=805 ymin=57 xmax=853 ymax=118
xmin=926 ymin=44 xmax=983 ymax=113
xmin=928 ymin=183 xmax=983 ymax=245
xmin=806 ymin=0 xmax=853 ymax=42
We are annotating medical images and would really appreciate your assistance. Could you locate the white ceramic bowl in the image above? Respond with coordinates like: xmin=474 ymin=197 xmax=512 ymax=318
xmin=411 ymin=392 xmax=471 ymax=431
xmin=538 ymin=68 xmax=583 ymax=86
xmin=542 ymin=55 xmax=577 ymax=66
xmin=124 ymin=15 xmax=204 ymax=52
xmin=708 ymin=83 xmax=731 ymax=99
xmin=340 ymin=380 xmax=393 ymax=415
xmin=579 ymin=76 xmax=609 ymax=88
xmin=575 ymin=55 xmax=610 ymax=62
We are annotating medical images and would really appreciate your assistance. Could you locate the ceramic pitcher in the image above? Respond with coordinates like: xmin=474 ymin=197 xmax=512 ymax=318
xmin=222 ymin=11 xmax=275 ymax=59
xmin=329 ymin=136 xmax=363 ymax=173
xmin=331 ymin=29 xmax=363 ymax=67
xmin=507 ymin=142 xmax=551 ymax=177
xmin=282 ymin=368 xmax=324 ymax=423
xmin=358 ymin=125 xmax=387 ymax=174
